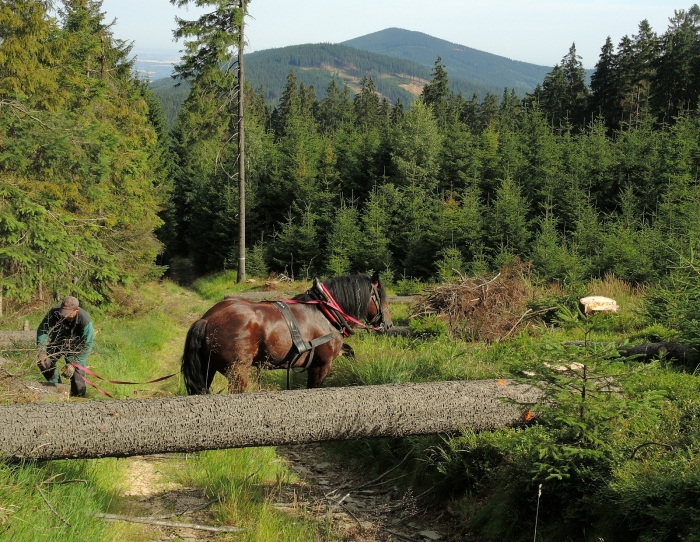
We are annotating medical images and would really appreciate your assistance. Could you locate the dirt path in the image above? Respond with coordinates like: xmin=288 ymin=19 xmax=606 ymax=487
xmin=113 ymin=442 xmax=461 ymax=542
xmin=101 ymin=283 xmax=225 ymax=540
xmin=116 ymin=455 xmax=222 ymax=541
xmin=275 ymin=443 xmax=461 ymax=541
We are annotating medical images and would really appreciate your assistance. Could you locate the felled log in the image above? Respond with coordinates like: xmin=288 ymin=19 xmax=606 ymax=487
xmin=616 ymin=342 xmax=694 ymax=364
xmin=0 ymin=330 xmax=35 ymax=346
xmin=383 ymin=326 xmax=411 ymax=337
xmin=0 ymin=380 xmax=541 ymax=461
xmin=564 ymin=341 xmax=695 ymax=364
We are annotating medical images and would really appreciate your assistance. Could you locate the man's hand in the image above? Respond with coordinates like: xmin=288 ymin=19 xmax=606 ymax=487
xmin=37 ymin=356 xmax=51 ymax=374
xmin=61 ymin=363 xmax=75 ymax=380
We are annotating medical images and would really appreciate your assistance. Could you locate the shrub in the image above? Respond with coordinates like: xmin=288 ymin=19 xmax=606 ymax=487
xmin=409 ymin=315 xmax=448 ymax=338
xmin=394 ymin=276 xmax=424 ymax=295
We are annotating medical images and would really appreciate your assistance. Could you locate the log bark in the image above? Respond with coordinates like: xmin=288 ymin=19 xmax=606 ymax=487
xmin=616 ymin=342 xmax=695 ymax=364
xmin=564 ymin=341 xmax=696 ymax=364
xmin=0 ymin=330 xmax=34 ymax=346
xmin=0 ymin=380 xmax=541 ymax=461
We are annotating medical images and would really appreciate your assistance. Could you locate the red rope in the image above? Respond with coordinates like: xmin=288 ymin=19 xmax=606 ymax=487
xmin=69 ymin=362 xmax=176 ymax=398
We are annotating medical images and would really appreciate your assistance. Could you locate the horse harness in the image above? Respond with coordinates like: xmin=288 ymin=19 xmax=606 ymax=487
xmin=272 ymin=278 xmax=386 ymax=389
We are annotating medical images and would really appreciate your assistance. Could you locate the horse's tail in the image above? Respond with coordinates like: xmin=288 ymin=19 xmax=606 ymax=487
xmin=181 ymin=319 xmax=211 ymax=395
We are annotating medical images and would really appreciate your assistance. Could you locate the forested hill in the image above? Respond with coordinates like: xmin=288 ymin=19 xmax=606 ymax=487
xmin=152 ymin=40 xmax=502 ymax=126
xmin=243 ymin=42 xmax=497 ymax=103
xmin=343 ymin=28 xmax=556 ymax=95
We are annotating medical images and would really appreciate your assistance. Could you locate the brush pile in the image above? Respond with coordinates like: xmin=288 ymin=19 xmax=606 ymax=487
xmin=411 ymin=263 xmax=536 ymax=342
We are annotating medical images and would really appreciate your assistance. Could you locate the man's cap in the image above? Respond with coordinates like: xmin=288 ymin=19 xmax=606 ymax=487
xmin=59 ymin=296 xmax=80 ymax=317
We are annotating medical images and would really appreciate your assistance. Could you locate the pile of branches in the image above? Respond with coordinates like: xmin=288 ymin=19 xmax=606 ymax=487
xmin=412 ymin=264 xmax=538 ymax=342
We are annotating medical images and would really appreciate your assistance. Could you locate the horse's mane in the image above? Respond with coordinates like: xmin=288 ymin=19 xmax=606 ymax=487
xmin=293 ymin=274 xmax=386 ymax=320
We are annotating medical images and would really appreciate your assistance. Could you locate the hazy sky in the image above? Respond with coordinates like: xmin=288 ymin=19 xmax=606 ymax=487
xmin=101 ymin=0 xmax=687 ymax=68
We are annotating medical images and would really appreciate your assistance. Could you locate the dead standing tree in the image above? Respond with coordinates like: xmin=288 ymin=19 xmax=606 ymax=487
xmin=0 ymin=380 xmax=541 ymax=461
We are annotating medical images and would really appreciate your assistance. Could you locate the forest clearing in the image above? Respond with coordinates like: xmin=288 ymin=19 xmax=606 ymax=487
xmin=1 ymin=269 xmax=699 ymax=541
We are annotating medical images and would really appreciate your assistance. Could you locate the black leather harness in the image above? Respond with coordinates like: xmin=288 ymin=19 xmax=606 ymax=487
xmin=272 ymin=300 xmax=338 ymax=389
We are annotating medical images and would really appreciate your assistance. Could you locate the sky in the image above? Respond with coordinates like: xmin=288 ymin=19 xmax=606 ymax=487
xmin=101 ymin=0 xmax=687 ymax=70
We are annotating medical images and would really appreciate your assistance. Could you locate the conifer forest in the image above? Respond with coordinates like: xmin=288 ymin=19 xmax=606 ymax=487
xmin=1 ymin=1 xmax=700 ymax=303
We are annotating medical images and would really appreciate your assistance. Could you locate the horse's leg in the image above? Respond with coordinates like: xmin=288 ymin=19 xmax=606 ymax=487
xmin=306 ymin=356 xmax=334 ymax=389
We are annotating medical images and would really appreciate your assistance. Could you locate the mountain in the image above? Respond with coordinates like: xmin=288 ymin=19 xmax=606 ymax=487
xmin=244 ymin=42 xmax=496 ymax=104
xmin=343 ymin=28 xmax=553 ymax=95
xmin=151 ymin=28 xmax=557 ymax=127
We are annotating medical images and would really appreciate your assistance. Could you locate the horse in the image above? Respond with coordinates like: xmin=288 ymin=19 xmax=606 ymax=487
xmin=181 ymin=272 xmax=392 ymax=394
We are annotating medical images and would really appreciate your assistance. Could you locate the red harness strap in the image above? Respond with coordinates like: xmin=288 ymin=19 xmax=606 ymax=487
xmin=284 ymin=282 xmax=382 ymax=335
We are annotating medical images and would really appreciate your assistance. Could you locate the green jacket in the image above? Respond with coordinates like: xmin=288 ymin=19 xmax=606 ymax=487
xmin=37 ymin=306 xmax=94 ymax=366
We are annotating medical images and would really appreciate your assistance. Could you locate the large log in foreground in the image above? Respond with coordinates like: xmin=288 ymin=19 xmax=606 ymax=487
xmin=0 ymin=380 xmax=541 ymax=461
xmin=0 ymin=330 xmax=34 ymax=346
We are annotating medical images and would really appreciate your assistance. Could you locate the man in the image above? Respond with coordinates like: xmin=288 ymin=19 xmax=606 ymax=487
xmin=37 ymin=296 xmax=94 ymax=398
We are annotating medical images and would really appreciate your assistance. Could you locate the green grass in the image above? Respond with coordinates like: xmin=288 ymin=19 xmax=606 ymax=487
xmin=0 ymin=458 xmax=132 ymax=542
xmin=171 ymin=447 xmax=333 ymax=541
xmin=326 ymin=333 xmax=505 ymax=387
xmin=190 ymin=270 xmax=305 ymax=302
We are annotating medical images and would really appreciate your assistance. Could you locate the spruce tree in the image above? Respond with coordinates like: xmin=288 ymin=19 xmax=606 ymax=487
xmin=488 ymin=175 xmax=531 ymax=266
xmin=561 ymin=43 xmax=590 ymax=128
xmin=629 ymin=20 xmax=659 ymax=118
xmin=530 ymin=209 xmax=571 ymax=283
xmin=422 ymin=56 xmax=450 ymax=127
xmin=271 ymin=206 xmax=320 ymax=280
xmin=354 ymin=76 xmax=382 ymax=132
xmin=590 ymin=37 xmax=620 ymax=130
xmin=1 ymin=0 xmax=165 ymax=303
xmin=171 ymin=68 xmax=237 ymax=272
xmin=652 ymin=7 xmax=700 ymax=123
xmin=0 ymin=0 xmax=64 ymax=108
xmin=360 ymin=186 xmax=393 ymax=274
xmin=422 ymin=57 xmax=449 ymax=107
xmin=391 ymin=99 xmax=442 ymax=191
xmin=318 ymin=79 xmax=353 ymax=134
xmin=326 ymin=201 xmax=362 ymax=276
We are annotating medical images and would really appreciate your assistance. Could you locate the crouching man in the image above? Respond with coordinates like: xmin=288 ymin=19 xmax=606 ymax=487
xmin=37 ymin=296 xmax=94 ymax=398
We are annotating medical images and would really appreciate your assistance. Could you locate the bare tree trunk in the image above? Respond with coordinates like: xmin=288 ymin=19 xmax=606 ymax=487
xmin=0 ymin=380 xmax=540 ymax=461
xmin=236 ymin=0 xmax=246 ymax=283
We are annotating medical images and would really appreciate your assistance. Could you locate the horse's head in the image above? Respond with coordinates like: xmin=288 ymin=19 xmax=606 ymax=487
xmin=318 ymin=273 xmax=393 ymax=331
xmin=367 ymin=271 xmax=393 ymax=330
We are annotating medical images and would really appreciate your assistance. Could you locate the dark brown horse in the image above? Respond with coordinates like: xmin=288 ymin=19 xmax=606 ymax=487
xmin=181 ymin=272 xmax=392 ymax=394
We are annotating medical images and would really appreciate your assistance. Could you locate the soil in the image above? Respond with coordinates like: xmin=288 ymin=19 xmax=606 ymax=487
xmin=111 ymin=442 xmax=463 ymax=542
xmin=115 ymin=454 xmax=222 ymax=541
xmin=275 ymin=443 xmax=463 ymax=542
